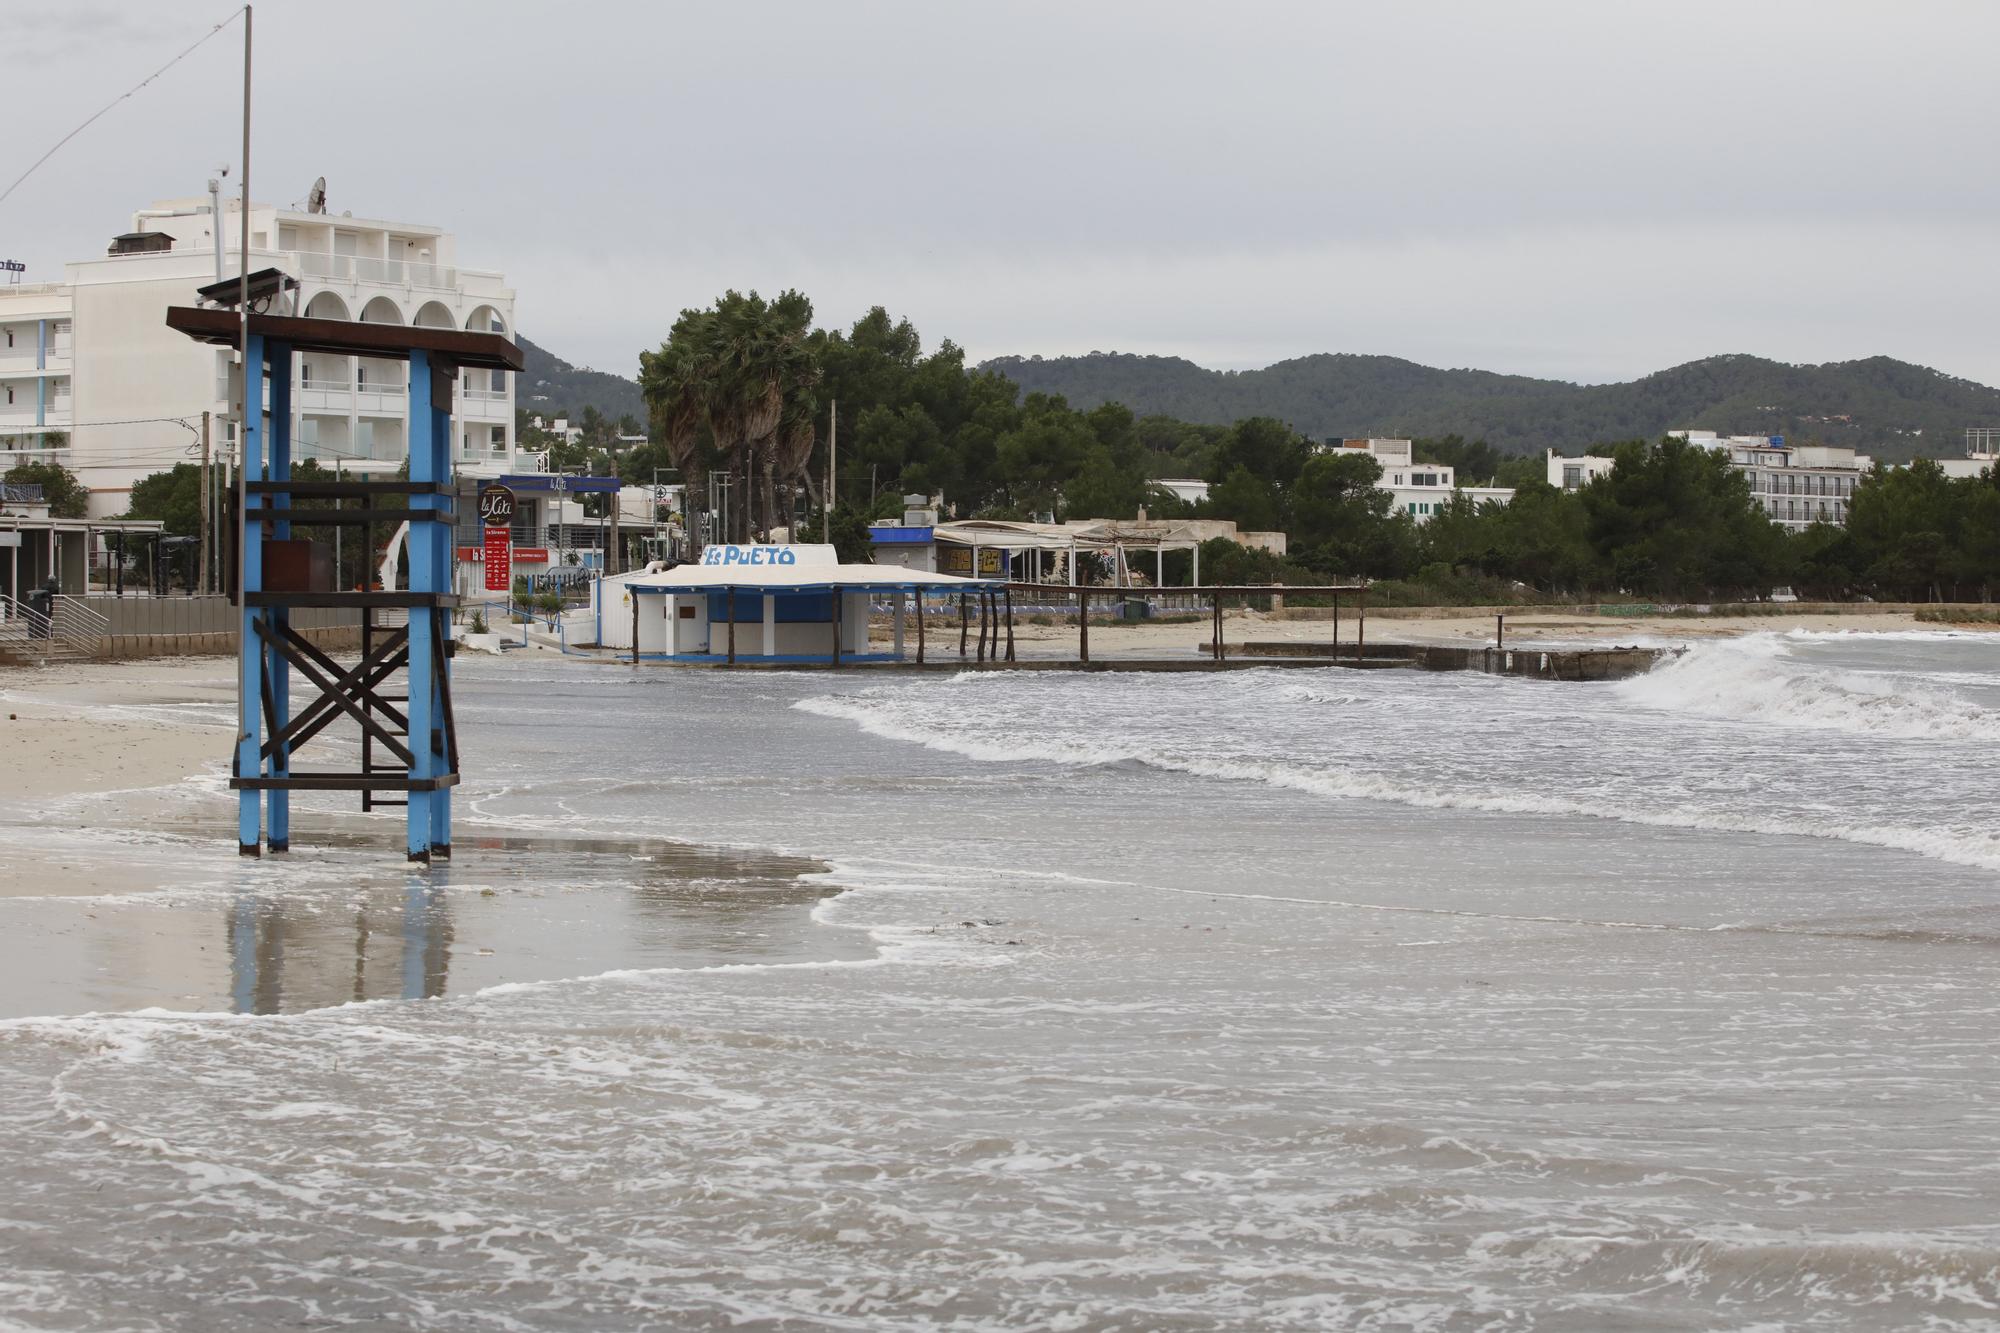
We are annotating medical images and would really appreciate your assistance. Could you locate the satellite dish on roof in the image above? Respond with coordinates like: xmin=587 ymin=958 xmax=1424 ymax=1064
xmin=306 ymin=177 xmax=327 ymax=214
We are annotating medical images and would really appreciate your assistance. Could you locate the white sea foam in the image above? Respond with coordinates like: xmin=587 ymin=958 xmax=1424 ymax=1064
xmin=1616 ymin=635 xmax=2000 ymax=743
xmin=794 ymin=685 xmax=2000 ymax=874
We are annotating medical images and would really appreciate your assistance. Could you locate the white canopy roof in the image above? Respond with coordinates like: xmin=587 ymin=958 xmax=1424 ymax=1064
xmin=618 ymin=545 xmax=999 ymax=594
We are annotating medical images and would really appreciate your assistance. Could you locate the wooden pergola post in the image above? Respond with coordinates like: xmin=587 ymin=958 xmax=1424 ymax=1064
xmin=959 ymin=592 xmax=969 ymax=658
xmin=1078 ymin=588 xmax=1090 ymax=664
xmin=727 ymin=588 xmax=737 ymax=665
xmin=1004 ymin=586 xmax=1015 ymax=662
xmin=1357 ymin=585 xmax=1366 ymax=660
xmin=1332 ymin=592 xmax=1341 ymax=659
xmin=976 ymin=590 xmax=989 ymax=664
xmin=1213 ymin=594 xmax=1224 ymax=662
xmin=915 ymin=590 xmax=926 ymax=664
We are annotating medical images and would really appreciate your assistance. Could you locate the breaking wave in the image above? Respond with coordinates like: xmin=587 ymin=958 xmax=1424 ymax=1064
xmin=794 ymin=681 xmax=2000 ymax=875
xmin=1616 ymin=634 xmax=2000 ymax=743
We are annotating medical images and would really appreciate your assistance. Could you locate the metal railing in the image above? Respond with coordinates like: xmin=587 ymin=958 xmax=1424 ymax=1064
xmin=292 ymin=250 xmax=459 ymax=291
xmin=0 ymin=594 xmax=105 ymax=662
xmin=50 ymin=596 xmax=108 ymax=657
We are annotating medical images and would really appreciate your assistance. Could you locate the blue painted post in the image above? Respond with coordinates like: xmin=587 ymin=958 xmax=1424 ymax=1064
xmin=404 ymin=350 xmax=436 ymax=861
xmin=266 ymin=342 xmax=294 ymax=851
xmin=427 ymin=375 xmax=453 ymax=855
xmin=236 ymin=335 xmax=266 ymax=854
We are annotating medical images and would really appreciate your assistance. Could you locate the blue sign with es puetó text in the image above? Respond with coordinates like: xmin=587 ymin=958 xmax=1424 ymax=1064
xmin=701 ymin=545 xmax=799 ymax=567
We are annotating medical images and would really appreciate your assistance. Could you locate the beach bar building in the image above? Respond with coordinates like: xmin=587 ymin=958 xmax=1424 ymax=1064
xmin=590 ymin=543 xmax=998 ymax=663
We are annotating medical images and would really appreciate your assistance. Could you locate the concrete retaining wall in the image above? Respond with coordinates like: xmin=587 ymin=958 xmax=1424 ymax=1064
xmin=68 ymin=598 xmax=362 ymax=661
xmin=103 ymin=623 xmax=363 ymax=661
xmin=79 ymin=595 xmax=359 ymax=638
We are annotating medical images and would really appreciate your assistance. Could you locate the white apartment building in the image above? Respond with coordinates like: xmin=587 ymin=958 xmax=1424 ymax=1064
xmin=1548 ymin=434 xmax=1869 ymax=530
xmin=1673 ymin=430 xmax=1868 ymax=530
xmin=0 ymin=193 xmax=520 ymax=518
xmin=1326 ymin=438 xmax=1514 ymax=520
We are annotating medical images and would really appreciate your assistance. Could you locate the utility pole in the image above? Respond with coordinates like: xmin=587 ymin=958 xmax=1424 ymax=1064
xmin=234 ymin=3 xmax=252 ymax=707
xmin=608 ymin=488 xmax=621 ymax=576
xmin=198 ymin=410 xmax=211 ymax=594
xmin=823 ymin=397 xmax=836 ymax=544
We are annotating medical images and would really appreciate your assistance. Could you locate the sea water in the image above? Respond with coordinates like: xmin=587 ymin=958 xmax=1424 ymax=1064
xmin=2 ymin=630 xmax=1998 ymax=1329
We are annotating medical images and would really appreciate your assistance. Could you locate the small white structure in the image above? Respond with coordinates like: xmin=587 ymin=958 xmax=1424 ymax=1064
xmin=1325 ymin=438 xmax=1514 ymax=520
xmin=1154 ymin=478 xmax=1210 ymax=505
xmin=589 ymin=543 xmax=997 ymax=663
xmin=1939 ymin=430 xmax=2000 ymax=480
xmin=1547 ymin=448 xmax=1619 ymax=491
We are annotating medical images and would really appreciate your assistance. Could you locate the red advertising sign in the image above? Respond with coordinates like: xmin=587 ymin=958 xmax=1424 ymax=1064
xmin=482 ymin=526 xmax=512 ymax=591
xmin=513 ymin=547 xmax=550 ymax=564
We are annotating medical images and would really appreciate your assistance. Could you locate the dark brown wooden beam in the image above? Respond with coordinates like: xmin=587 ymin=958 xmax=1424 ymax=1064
xmin=166 ymin=306 xmax=524 ymax=371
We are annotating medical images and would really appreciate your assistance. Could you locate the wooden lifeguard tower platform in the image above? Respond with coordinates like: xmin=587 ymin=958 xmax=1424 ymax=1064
xmin=167 ymin=305 xmax=524 ymax=861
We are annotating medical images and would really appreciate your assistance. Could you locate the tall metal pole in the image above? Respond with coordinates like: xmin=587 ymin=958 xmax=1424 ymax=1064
xmin=822 ymin=398 xmax=835 ymax=544
xmin=234 ymin=4 xmax=252 ymax=741
xmin=198 ymin=410 xmax=211 ymax=594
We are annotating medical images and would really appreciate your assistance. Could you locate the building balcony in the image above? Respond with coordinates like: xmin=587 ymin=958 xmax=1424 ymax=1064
xmin=290 ymin=380 xmax=410 ymax=416
xmin=0 ymin=400 xmax=71 ymax=430
xmin=459 ymin=388 xmax=511 ymax=420
xmin=0 ymin=342 xmax=71 ymax=374
xmin=291 ymin=250 xmax=458 ymax=292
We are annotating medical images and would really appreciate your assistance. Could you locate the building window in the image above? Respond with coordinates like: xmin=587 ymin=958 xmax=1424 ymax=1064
xmin=1563 ymin=465 xmax=1582 ymax=488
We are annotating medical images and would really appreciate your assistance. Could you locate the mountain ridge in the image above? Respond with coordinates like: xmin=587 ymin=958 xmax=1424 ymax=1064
xmin=510 ymin=336 xmax=1999 ymax=461
xmin=514 ymin=335 xmax=645 ymax=424
xmin=977 ymin=350 xmax=1997 ymax=459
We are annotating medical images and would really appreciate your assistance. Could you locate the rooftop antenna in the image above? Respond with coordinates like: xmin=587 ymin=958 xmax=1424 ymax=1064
xmin=306 ymin=175 xmax=326 ymax=214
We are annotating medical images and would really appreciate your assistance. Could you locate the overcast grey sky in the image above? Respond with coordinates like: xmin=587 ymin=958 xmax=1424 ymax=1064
xmin=6 ymin=0 xmax=1997 ymax=385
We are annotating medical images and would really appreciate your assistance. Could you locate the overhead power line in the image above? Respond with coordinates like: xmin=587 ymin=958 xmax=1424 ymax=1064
xmin=0 ymin=8 xmax=243 ymax=211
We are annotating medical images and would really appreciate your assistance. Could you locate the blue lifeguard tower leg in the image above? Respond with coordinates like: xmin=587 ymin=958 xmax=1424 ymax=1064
xmin=235 ymin=334 xmax=266 ymax=856
xmin=267 ymin=340 xmax=294 ymax=852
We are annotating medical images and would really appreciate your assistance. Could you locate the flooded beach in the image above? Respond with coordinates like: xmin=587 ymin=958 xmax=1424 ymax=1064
xmin=3 ymin=632 xmax=1999 ymax=1329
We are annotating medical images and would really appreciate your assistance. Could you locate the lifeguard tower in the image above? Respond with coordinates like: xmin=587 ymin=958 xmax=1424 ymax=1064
xmin=167 ymin=304 xmax=524 ymax=861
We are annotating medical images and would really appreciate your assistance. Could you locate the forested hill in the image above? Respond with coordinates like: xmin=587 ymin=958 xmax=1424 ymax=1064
xmin=515 ymin=336 xmax=645 ymax=423
xmin=978 ymin=351 xmax=2000 ymax=460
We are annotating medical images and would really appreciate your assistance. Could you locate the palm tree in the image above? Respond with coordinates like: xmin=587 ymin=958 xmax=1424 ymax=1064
xmin=641 ymin=291 xmax=822 ymax=546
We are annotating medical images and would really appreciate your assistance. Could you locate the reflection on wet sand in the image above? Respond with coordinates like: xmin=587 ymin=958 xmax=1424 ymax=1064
xmin=202 ymin=831 xmax=846 ymax=1016
xmin=227 ymin=881 xmax=454 ymax=1014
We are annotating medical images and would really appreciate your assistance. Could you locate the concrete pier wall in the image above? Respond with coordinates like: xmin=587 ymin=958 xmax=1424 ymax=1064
xmin=1231 ymin=640 xmax=1671 ymax=680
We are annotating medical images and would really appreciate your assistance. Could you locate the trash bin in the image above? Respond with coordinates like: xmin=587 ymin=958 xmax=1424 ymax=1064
xmin=1122 ymin=597 xmax=1153 ymax=621
xmin=26 ymin=580 xmax=54 ymax=638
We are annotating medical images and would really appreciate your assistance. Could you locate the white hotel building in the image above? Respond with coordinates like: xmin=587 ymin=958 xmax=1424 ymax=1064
xmin=0 ymin=195 xmax=520 ymax=518
xmin=1547 ymin=432 xmax=1869 ymax=530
